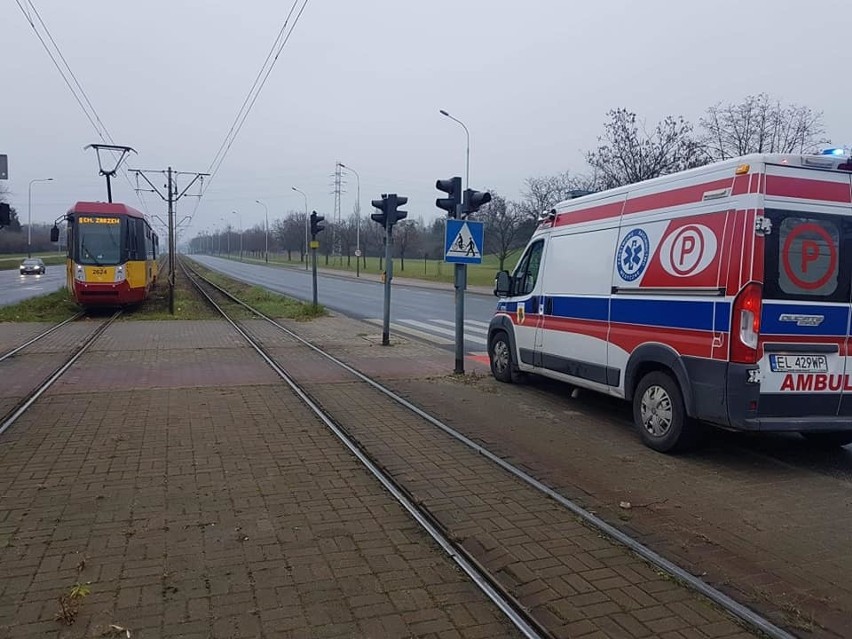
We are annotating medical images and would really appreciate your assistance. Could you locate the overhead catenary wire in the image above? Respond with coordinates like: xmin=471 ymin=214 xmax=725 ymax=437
xmin=203 ymin=0 xmax=302 ymax=178
xmin=15 ymin=0 xmax=150 ymax=214
xmin=188 ymin=0 xmax=311 ymax=223
xmin=15 ymin=0 xmax=105 ymax=140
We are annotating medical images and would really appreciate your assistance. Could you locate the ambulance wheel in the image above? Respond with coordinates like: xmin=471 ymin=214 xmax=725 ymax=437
xmin=801 ymin=432 xmax=852 ymax=448
xmin=489 ymin=331 xmax=519 ymax=383
xmin=633 ymin=371 xmax=694 ymax=453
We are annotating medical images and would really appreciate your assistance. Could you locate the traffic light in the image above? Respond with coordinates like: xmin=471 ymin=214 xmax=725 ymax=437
xmin=435 ymin=177 xmax=462 ymax=218
xmin=462 ymin=188 xmax=492 ymax=218
xmin=310 ymin=210 xmax=325 ymax=237
xmin=371 ymin=196 xmax=387 ymax=227
xmin=0 ymin=203 xmax=10 ymax=227
xmin=371 ymin=193 xmax=408 ymax=229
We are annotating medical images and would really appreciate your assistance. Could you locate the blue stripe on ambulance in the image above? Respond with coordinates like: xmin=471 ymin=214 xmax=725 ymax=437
xmin=760 ymin=302 xmax=849 ymax=336
xmin=499 ymin=296 xmax=732 ymax=333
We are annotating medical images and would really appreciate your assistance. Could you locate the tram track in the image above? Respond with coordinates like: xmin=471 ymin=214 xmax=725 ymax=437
xmin=0 ymin=312 xmax=84 ymax=364
xmin=0 ymin=311 xmax=121 ymax=436
xmin=183 ymin=260 xmax=549 ymax=638
xmin=182 ymin=258 xmax=797 ymax=639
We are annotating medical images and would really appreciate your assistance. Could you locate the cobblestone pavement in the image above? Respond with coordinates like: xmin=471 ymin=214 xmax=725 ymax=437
xmin=1 ymin=312 xmax=827 ymax=637
xmin=283 ymin=315 xmax=851 ymax=638
xmin=385 ymin=377 xmax=852 ymax=638
xmin=0 ymin=321 xmax=114 ymax=421
xmin=286 ymin=319 xmax=852 ymax=637
xmin=0 ymin=321 xmax=521 ymax=638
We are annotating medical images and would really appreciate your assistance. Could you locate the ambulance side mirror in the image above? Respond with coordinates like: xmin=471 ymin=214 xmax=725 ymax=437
xmin=50 ymin=225 xmax=60 ymax=243
xmin=494 ymin=271 xmax=513 ymax=297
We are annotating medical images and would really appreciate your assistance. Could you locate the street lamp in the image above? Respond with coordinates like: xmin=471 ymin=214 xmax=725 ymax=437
xmin=28 ymin=177 xmax=54 ymax=258
xmin=439 ymin=109 xmax=470 ymax=188
xmin=291 ymin=186 xmax=309 ymax=271
xmin=231 ymin=210 xmax=243 ymax=260
xmin=255 ymin=199 xmax=269 ymax=263
xmin=220 ymin=217 xmax=230 ymax=256
xmin=338 ymin=163 xmax=361 ymax=277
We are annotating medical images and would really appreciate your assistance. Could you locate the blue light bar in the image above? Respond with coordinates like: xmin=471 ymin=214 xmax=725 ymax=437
xmin=821 ymin=147 xmax=846 ymax=156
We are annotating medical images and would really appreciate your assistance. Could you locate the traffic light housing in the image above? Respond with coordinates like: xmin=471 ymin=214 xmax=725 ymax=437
xmin=371 ymin=196 xmax=387 ymax=228
xmin=463 ymin=188 xmax=492 ymax=218
xmin=435 ymin=177 xmax=462 ymax=218
xmin=310 ymin=210 xmax=325 ymax=237
xmin=371 ymin=193 xmax=408 ymax=229
xmin=0 ymin=203 xmax=10 ymax=227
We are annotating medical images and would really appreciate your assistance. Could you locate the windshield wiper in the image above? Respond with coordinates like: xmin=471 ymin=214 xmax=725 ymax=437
xmin=81 ymin=241 xmax=102 ymax=266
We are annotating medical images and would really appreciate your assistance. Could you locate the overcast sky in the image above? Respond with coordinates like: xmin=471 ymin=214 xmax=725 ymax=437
xmin=2 ymin=0 xmax=851 ymax=240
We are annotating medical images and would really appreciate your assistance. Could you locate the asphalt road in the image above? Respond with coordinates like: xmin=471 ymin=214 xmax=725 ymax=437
xmin=191 ymin=255 xmax=499 ymax=352
xmin=0 ymin=265 xmax=66 ymax=307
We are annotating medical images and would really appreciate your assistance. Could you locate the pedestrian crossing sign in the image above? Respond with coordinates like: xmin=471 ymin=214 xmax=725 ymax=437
xmin=444 ymin=219 xmax=484 ymax=264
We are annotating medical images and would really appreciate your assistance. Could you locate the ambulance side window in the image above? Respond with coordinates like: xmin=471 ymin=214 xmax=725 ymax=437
xmin=513 ymin=240 xmax=544 ymax=296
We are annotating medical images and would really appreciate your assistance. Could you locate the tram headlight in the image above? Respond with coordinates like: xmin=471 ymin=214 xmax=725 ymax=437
xmin=115 ymin=265 xmax=126 ymax=282
xmin=75 ymin=265 xmax=85 ymax=281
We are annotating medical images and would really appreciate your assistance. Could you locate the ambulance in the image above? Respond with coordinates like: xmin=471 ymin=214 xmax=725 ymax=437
xmin=488 ymin=151 xmax=852 ymax=452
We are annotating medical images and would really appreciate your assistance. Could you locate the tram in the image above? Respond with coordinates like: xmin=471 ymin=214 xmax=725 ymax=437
xmin=52 ymin=201 xmax=158 ymax=306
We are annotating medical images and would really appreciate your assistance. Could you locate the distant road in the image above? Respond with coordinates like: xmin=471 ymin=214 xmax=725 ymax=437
xmin=191 ymin=255 xmax=499 ymax=353
xmin=0 ymin=266 xmax=65 ymax=307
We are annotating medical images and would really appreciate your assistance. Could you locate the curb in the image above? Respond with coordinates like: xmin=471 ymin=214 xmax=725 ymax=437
xmin=209 ymin=255 xmax=497 ymax=298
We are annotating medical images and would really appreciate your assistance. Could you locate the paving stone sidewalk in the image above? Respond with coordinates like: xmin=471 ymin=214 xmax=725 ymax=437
xmin=0 ymin=321 xmax=519 ymax=638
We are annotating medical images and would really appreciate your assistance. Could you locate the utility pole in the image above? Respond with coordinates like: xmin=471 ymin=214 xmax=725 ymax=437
xmin=339 ymin=163 xmax=361 ymax=276
xmin=132 ymin=167 xmax=208 ymax=315
xmin=167 ymin=167 xmax=174 ymax=312
xmin=331 ymin=162 xmax=345 ymax=264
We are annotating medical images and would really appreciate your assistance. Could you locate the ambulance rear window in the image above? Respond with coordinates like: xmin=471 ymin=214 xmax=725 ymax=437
xmin=763 ymin=210 xmax=851 ymax=303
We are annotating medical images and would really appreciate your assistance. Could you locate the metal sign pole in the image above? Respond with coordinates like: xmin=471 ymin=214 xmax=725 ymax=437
xmin=311 ymin=238 xmax=318 ymax=308
xmin=454 ymin=262 xmax=466 ymax=374
xmin=382 ymin=226 xmax=393 ymax=346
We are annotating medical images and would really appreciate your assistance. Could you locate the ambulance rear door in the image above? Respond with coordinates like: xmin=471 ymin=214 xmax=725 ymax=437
xmin=758 ymin=171 xmax=852 ymax=418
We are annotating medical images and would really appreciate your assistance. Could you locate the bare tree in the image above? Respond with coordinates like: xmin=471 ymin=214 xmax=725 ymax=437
xmin=700 ymin=93 xmax=827 ymax=160
xmin=0 ymin=184 xmax=22 ymax=232
xmin=586 ymin=108 xmax=709 ymax=189
xmin=518 ymin=172 xmax=598 ymax=221
xmin=394 ymin=219 xmax=422 ymax=271
xmin=480 ymin=193 xmax=525 ymax=271
xmin=271 ymin=211 xmax=307 ymax=261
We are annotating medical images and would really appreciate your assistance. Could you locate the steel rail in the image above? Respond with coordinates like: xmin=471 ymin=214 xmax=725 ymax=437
xmin=0 ymin=312 xmax=84 ymax=364
xmin=183 ymin=258 xmax=797 ymax=639
xmin=182 ymin=261 xmax=549 ymax=639
xmin=0 ymin=311 xmax=120 ymax=437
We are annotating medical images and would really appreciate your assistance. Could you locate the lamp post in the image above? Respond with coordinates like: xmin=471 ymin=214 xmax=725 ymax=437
xmin=232 ymin=210 xmax=243 ymax=260
xmin=220 ymin=217 xmax=230 ymax=256
xmin=439 ymin=109 xmax=470 ymax=188
xmin=338 ymin=163 xmax=361 ymax=277
xmin=291 ymin=186 xmax=309 ymax=270
xmin=255 ymin=200 xmax=269 ymax=263
xmin=28 ymin=177 xmax=53 ymax=258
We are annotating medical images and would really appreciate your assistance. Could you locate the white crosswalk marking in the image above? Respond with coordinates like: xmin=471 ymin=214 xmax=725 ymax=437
xmin=363 ymin=319 xmax=455 ymax=345
xmin=364 ymin=318 xmax=490 ymax=348
xmin=433 ymin=319 xmax=488 ymax=336
xmin=399 ymin=319 xmax=488 ymax=346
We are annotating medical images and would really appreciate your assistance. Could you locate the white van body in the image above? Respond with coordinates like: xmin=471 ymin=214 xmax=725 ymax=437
xmin=488 ymin=153 xmax=852 ymax=451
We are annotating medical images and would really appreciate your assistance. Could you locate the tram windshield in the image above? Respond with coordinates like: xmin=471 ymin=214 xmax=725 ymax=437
xmin=76 ymin=216 xmax=123 ymax=266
